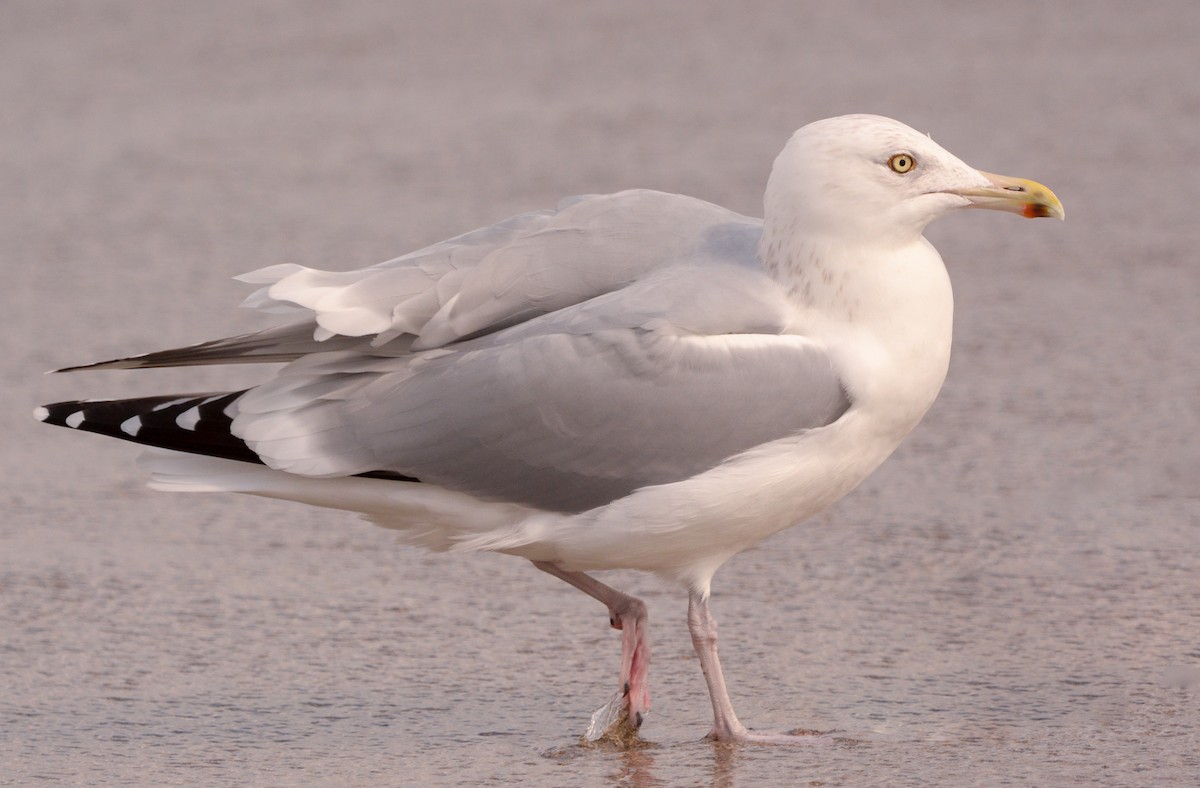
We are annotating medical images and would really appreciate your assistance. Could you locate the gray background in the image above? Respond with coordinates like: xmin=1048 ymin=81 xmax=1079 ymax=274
xmin=3 ymin=1 xmax=1198 ymax=785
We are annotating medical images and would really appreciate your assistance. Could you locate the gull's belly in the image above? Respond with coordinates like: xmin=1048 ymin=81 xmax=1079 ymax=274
xmin=540 ymin=407 xmax=909 ymax=587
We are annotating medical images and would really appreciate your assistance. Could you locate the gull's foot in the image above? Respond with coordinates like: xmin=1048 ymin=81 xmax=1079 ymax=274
xmin=705 ymin=727 xmax=836 ymax=745
xmin=583 ymin=689 xmax=649 ymax=748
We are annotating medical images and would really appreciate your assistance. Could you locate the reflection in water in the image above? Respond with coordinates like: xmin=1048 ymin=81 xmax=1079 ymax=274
xmin=546 ymin=736 xmax=734 ymax=788
xmin=547 ymin=732 xmax=813 ymax=788
xmin=709 ymin=742 xmax=739 ymax=788
xmin=543 ymin=721 xmax=849 ymax=787
xmin=612 ymin=746 xmax=660 ymax=788
xmin=606 ymin=737 xmax=810 ymax=788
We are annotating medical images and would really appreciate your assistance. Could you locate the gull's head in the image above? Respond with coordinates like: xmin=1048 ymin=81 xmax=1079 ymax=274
xmin=764 ymin=114 xmax=1063 ymax=247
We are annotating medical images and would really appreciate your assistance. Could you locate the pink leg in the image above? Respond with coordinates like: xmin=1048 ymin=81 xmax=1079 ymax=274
xmin=689 ymin=589 xmax=829 ymax=744
xmin=688 ymin=589 xmax=750 ymax=741
xmin=534 ymin=561 xmax=650 ymax=729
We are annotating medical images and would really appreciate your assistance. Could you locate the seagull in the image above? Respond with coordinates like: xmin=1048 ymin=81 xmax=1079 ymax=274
xmin=36 ymin=115 xmax=1063 ymax=743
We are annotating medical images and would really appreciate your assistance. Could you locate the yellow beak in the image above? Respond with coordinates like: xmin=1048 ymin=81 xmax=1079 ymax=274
xmin=952 ymin=171 xmax=1065 ymax=220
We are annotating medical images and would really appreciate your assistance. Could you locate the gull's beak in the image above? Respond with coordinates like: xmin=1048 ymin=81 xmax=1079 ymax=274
xmin=951 ymin=171 xmax=1065 ymax=220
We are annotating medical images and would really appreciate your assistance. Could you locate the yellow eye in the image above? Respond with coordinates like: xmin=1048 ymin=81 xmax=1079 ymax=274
xmin=888 ymin=153 xmax=916 ymax=173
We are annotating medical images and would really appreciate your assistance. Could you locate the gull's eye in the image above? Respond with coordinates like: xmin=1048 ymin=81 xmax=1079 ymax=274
xmin=887 ymin=153 xmax=916 ymax=174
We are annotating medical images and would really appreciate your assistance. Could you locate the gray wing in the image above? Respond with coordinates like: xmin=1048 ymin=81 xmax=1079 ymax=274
xmin=62 ymin=191 xmax=759 ymax=370
xmin=234 ymin=264 xmax=851 ymax=513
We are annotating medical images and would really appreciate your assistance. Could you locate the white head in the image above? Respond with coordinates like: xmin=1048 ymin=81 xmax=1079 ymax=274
xmin=763 ymin=114 xmax=1063 ymax=248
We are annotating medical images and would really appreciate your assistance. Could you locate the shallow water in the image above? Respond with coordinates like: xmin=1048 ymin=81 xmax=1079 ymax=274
xmin=4 ymin=1 xmax=1199 ymax=784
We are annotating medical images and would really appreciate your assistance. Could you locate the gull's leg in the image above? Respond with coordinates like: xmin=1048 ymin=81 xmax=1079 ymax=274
xmin=688 ymin=590 xmax=830 ymax=744
xmin=533 ymin=560 xmax=650 ymax=730
xmin=687 ymin=589 xmax=751 ymax=741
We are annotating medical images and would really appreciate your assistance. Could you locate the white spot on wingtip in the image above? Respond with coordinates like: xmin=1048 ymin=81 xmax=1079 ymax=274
xmin=120 ymin=415 xmax=142 ymax=437
xmin=33 ymin=406 xmax=50 ymax=422
xmin=176 ymin=407 xmax=201 ymax=431
xmin=66 ymin=410 xmax=85 ymax=428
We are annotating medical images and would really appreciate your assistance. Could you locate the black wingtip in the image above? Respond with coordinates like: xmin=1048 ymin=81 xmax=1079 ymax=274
xmin=35 ymin=393 xmax=264 ymax=465
xmin=35 ymin=400 xmax=93 ymax=428
xmin=37 ymin=393 xmax=424 ymax=485
xmin=52 ymin=356 xmax=149 ymax=373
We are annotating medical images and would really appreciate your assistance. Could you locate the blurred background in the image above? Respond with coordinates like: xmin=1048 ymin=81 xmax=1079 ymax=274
xmin=3 ymin=1 xmax=1197 ymax=784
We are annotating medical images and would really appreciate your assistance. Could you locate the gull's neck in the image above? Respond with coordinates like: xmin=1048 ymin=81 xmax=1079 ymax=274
xmin=760 ymin=226 xmax=956 ymax=438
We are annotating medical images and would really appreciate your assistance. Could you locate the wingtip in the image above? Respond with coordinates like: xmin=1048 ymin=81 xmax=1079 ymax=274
xmin=49 ymin=361 xmax=93 ymax=373
xmin=33 ymin=406 xmax=50 ymax=422
xmin=51 ymin=357 xmax=144 ymax=373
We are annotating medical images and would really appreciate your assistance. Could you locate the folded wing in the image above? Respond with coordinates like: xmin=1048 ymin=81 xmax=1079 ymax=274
xmin=66 ymin=190 xmax=761 ymax=371
xmin=55 ymin=189 xmax=849 ymax=514
xmin=233 ymin=264 xmax=851 ymax=513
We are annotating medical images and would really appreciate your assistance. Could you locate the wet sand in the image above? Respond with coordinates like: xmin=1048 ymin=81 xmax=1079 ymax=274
xmin=4 ymin=1 xmax=1199 ymax=784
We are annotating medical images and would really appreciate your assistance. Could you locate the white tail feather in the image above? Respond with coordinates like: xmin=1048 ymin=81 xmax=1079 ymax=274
xmin=137 ymin=448 xmax=539 ymax=553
